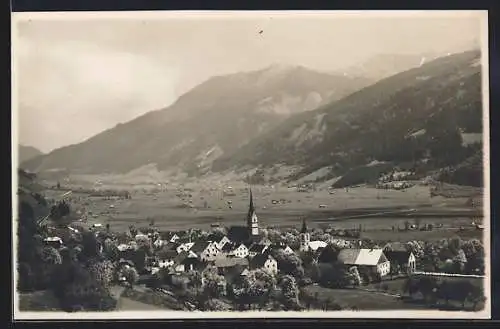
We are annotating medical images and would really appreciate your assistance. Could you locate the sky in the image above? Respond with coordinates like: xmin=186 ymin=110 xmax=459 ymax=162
xmin=12 ymin=11 xmax=485 ymax=153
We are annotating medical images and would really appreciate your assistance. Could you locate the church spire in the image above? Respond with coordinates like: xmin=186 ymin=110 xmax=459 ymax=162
xmin=247 ymin=188 xmax=259 ymax=237
xmin=247 ymin=188 xmax=255 ymax=224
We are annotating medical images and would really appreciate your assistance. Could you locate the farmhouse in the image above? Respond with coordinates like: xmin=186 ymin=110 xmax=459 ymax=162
xmin=225 ymin=243 xmax=249 ymax=258
xmin=383 ymin=242 xmax=417 ymax=274
xmin=337 ymin=248 xmax=391 ymax=277
xmin=177 ymin=242 xmax=195 ymax=253
xmin=191 ymin=241 xmax=220 ymax=262
xmin=172 ymin=251 xmax=200 ymax=272
xmin=248 ymin=243 xmax=269 ymax=258
xmin=249 ymin=254 xmax=278 ymax=276
xmin=214 ymin=256 xmax=249 ymax=278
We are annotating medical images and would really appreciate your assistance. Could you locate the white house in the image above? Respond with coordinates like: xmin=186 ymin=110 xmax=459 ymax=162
xmin=250 ymin=254 xmax=278 ymax=276
xmin=337 ymin=248 xmax=391 ymax=277
xmin=308 ymin=240 xmax=328 ymax=251
xmin=230 ymin=243 xmax=249 ymax=258
xmin=283 ymin=245 xmax=295 ymax=255
xmin=177 ymin=242 xmax=195 ymax=254
xmin=191 ymin=241 xmax=220 ymax=262
xmin=215 ymin=236 xmax=231 ymax=250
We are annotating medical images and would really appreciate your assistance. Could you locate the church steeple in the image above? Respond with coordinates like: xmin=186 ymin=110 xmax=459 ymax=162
xmin=247 ymin=188 xmax=259 ymax=236
xmin=299 ymin=218 xmax=310 ymax=252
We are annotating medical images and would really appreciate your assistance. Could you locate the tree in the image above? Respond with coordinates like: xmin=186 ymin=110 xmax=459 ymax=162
xmin=61 ymin=280 xmax=117 ymax=312
xmin=273 ymin=249 xmax=305 ymax=279
xmin=118 ymin=266 xmax=139 ymax=287
xmin=186 ymin=270 xmax=203 ymax=288
xmin=279 ymin=275 xmax=300 ymax=310
xmin=103 ymin=239 xmax=121 ymax=262
xmin=39 ymin=246 xmax=63 ymax=265
xmin=88 ymin=260 xmax=116 ymax=288
xmin=202 ymin=265 xmax=226 ymax=298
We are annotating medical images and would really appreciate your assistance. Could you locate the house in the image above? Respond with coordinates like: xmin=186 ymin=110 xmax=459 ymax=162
xmin=43 ymin=237 xmax=63 ymax=249
xmin=214 ymin=256 xmax=249 ymax=276
xmin=177 ymin=242 xmax=195 ymax=254
xmin=157 ymin=249 xmax=178 ymax=268
xmin=190 ymin=241 xmax=220 ymax=262
xmin=213 ymin=236 xmax=231 ymax=250
xmin=249 ymin=254 xmax=278 ymax=276
xmin=383 ymin=242 xmax=417 ymax=274
xmin=223 ymin=265 xmax=250 ymax=285
xmin=337 ymin=248 xmax=391 ymax=277
xmin=172 ymin=251 xmax=200 ymax=272
xmin=214 ymin=256 xmax=249 ymax=268
xmin=227 ymin=243 xmax=249 ymax=258
xmin=308 ymin=240 xmax=328 ymax=252
xmin=248 ymin=243 xmax=269 ymax=258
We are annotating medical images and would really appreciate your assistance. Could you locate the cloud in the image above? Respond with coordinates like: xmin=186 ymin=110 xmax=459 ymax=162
xmin=16 ymin=38 xmax=179 ymax=152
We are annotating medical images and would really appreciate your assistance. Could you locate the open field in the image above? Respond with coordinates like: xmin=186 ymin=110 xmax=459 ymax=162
xmin=302 ymin=285 xmax=428 ymax=310
xmin=42 ymin=184 xmax=485 ymax=241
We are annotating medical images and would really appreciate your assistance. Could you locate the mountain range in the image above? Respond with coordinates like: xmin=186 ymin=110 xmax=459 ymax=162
xmin=18 ymin=145 xmax=43 ymax=163
xmin=213 ymin=50 xmax=483 ymax=186
xmin=20 ymin=65 xmax=371 ymax=175
xmin=20 ymin=50 xmax=484 ymax=187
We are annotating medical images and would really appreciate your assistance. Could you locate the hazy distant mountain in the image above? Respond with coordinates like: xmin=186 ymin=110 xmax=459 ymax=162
xmin=18 ymin=145 xmax=43 ymax=163
xmin=336 ymin=52 xmax=443 ymax=81
xmin=213 ymin=50 xmax=483 ymax=186
xmin=21 ymin=65 xmax=371 ymax=175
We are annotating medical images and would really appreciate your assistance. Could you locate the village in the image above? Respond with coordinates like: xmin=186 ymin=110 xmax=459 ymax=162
xmin=20 ymin=177 xmax=486 ymax=313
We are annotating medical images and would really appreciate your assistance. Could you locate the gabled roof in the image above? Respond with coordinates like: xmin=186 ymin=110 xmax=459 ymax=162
xmin=337 ymin=248 xmax=387 ymax=266
xmin=215 ymin=257 xmax=249 ymax=268
xmin=221 ymin=242 xmax=237 ymax=252
xmin=248 ymin=244 xmax=267 ymax=253
xmin=250 ymin=253 xmax=275 ymax=268
xmin=309 ymin=240 xmax=327 ymax=251
xmin=190 ymin=241 xmax=211 ymax=254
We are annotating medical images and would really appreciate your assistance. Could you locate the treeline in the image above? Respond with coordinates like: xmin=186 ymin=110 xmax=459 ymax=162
xmin=18 ymin=191 xmax=119 ymax=312
xmin=403 ymin=276 xmax=485 ymax=310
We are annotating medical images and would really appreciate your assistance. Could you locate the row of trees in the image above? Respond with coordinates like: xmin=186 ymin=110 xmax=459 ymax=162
xmin=403 ymin=276 xmax=485 ymax=310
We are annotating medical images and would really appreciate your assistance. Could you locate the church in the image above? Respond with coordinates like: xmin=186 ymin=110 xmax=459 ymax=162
xmin=227 ymin=189 xmax=263 ymax=245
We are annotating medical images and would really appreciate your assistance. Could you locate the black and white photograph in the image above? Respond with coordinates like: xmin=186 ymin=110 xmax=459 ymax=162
xmin=12 ymin=10 xmax=490 ymax=319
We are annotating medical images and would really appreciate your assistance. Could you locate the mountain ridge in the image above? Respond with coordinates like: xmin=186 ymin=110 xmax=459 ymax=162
xmin=20 ymin=65 xmax=372 ymax=175
xmin=211 ymin=49 xmax=483 ymax=186
xmin=18 ymin=145 xmax=44 ymax=163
